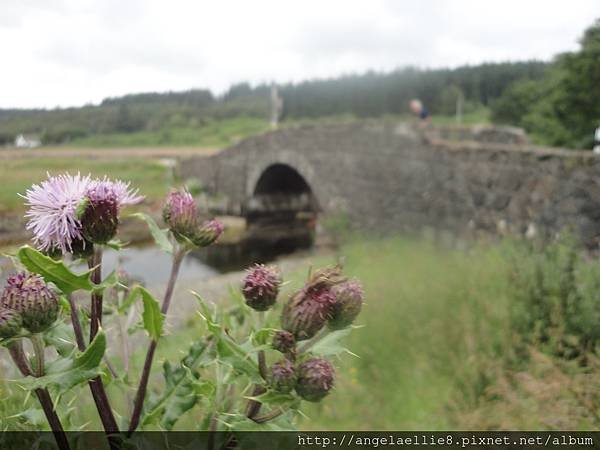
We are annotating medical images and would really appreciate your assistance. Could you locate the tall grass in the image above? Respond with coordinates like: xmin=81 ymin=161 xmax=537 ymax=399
xmin=300 ymin=236 xmax=511 ymax=429
xmin=2 ymin=235 xmax=600 ymax=430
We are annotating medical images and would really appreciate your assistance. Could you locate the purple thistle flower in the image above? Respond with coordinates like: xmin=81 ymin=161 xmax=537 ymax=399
xmin=328 ymin=279 xmax=364 ymax=330
xmin=191 ymin=218 xmax=224 ymax=247
xmin=22 ymin=173 xmax=143 ymax=252
xmin=163 ymin=190 xmax=198 ymax=241
xmin=270 ymin=358 xmax=297 ymax=393
xmin=295 ymin=358 xmax=335 ymax=402
xmin=87 ymin=177 xmax=144 ymax=207
xmin=22 ymin=172 xmax=91 ymax=253
xmin=79 ymin=177 xmax=144 ymax=244
xmin=242 ymin=264 xmax=281 ymax=311
xmin=2 ymin=272 xmax=58 ymax=333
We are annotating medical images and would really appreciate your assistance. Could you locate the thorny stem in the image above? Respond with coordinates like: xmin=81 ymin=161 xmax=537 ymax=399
xmin=297 ymin=327 xmax=329 ymax=354
xmin=86 ymin=248 xmax=121 ymax=439
xmin=258 ymin=350 xmax=267 ymax=381
xmin=30 ymin=334 xmax=45 ymax=377
xmin=67 ymin=294 xmax=86 ymax=351
xmin=116 ymin=302 xmax=134 ymax=416
xmin=8 ymin=341 xmax=71 ymax=450
xmin=245 ymin=350 xmax=268 ymax=419
xmin=128 ymin=247 xmax=186 ymax=434
xmin=89 ymin=248 xmax=104 ymax=341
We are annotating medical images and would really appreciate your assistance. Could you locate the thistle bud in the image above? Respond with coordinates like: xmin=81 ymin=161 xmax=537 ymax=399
xmin=163 ymin=190 xmax=198 ymax=243
xmin=272 ymin=330 xmax=296 ymax=354
xmin=295 ymin=358 xmax=335 ymax=402
xmin=270 ymin=358 xmax=296 ymax=393
xmin=242 ymin=264 xmax=281 ymax=311
xmin=1 ymin=273 xmax=59 ymax=333
xmin=77 ymin=192 xmax=118 ymax=245
xmin=76 ymin=178 xmax=142 ymax=245
xmin=328 ymin=279 xmax=364 ymax=330
xmin=0 ymin=308 xmax=23 ymax=339
xmin=281 ymin=287 xmax=336 ymax=340
xmin=191 ymin=219 xmax=224 ymax=247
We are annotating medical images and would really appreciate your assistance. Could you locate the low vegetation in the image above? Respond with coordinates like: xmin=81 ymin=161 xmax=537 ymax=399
xmin=3 ymin=234 xmax=599 ymax=430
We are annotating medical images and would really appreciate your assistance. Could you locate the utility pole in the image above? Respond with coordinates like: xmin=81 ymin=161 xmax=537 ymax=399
xmin=455 ymin=90 xmax=464 ymax=124
xmin=270 ymin=84 xmax=283 ymax=129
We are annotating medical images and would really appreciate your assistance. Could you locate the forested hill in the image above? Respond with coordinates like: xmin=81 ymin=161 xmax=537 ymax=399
xmin=0 ymin=61 xmax=547 ymax=146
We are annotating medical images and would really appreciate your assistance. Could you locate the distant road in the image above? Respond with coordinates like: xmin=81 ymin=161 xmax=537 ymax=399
xmin=0 ymin=146 xmax=221 ymax=159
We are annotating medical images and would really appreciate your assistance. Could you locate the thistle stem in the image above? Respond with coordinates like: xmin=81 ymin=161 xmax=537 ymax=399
xmin=258 ymin=350 xmax=267 ymax=381
xmin=245 ymin=350 xmax=268 ymax=419
xmin=86 ymin=248 xmax=120 ymax=437
xmin=297 ymin=327 xmax=329 ymax=353
xmin=30 ymin=334 xmax=45 ymax=377
xmin=8 ymin=341 xmax=71 ymax=450
xmin=89 ymin=248 xmax=104 ymax=341
xmin=67 ymin=294 xmax=86 ymax=351
xmin=128 ymin=247 xmax=186 ymax=434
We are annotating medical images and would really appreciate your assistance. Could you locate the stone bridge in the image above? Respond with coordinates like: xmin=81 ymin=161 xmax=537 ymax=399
xmin=179 ymin=122 xmax=600 ymax=248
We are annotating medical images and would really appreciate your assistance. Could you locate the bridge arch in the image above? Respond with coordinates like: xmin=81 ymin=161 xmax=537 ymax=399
xmin=245 ymin=149 xmax=319 ymax=199
xmin=244 ymin=158 xmax=319 ymax=251
xmin=253 ymin=163 xmax=312 ymax=196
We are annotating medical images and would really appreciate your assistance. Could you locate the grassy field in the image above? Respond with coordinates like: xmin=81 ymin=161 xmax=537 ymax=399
xmin=0 ymin=158 xmax=172 ymax=212
xmin=66 ymin=116 xmax=269 ymax=148
xmin=430 ymin=106 xmax=491 ymax=126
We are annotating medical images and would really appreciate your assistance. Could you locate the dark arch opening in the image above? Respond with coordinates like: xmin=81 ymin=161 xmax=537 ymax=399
xmin=244 ymin=163 xmax=318 ymax=257
xmin=253 ymin=163 xmax=312 ymax=196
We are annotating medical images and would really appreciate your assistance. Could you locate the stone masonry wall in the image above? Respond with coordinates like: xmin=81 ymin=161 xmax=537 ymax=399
xmin=179 ymin=122 xmax=600 ymax=247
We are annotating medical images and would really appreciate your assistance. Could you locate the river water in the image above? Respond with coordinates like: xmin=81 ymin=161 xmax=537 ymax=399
xmin=0 ymin=239 xmax=313 ymax=286
xmin=0 ymin=245 xmax=220 ymax=286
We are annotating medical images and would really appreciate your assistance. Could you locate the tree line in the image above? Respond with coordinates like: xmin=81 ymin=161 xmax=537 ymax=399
xmin=0 ymin=19 xmax=597 ymax=149
xmin=490 ymin=19 xmax=600 ymax=148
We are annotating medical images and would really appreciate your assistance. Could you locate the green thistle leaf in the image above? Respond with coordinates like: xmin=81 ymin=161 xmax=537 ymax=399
xmin=17 ymin=246 xmax=94 ymax=295
xmin=130 ymin=212 xmax=173 ymax=254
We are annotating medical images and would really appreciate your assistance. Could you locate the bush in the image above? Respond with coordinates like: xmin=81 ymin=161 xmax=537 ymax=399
xmin=507 ymin=235 xmax=600 ymax=356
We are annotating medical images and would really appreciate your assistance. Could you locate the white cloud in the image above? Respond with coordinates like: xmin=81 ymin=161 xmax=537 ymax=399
xmin=0 ymin=0 xmax=597 ymax=108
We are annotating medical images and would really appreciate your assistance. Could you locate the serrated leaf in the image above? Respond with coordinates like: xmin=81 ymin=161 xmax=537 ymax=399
xmin=18 ymin=331 xmax=106 ymax=394
xmin=105 ymin=239 xmax=128 ymax=250
xmin=252 ymin=328 xmax=277 ymax=346
xmin=11 ymin=408 xmax=48 ymax=426
xmin=310 ymin=328 xmax=355 ymax=356
xmin=119 ymin=285 xmax=164 ymax=339
xmin=246 ymin=390 xmax=296 ymax=407
xmin=93 ymin=270 xmax=119 ymax=293
xmin=44 ymin=321 xmax=76 ymax=357
xmin=118 ymin=284 xmax=141 ymax=314
xmin=142 ymin=339 xmax=210 ymax=429
xmin=191 ymin=291 xmax=262 ymax=382
xmin=140 ymin=287 xmax=163 ymax=341
xmin=17 ymin=246 xmax=93 ymax=295
xmin=130 ymin=212 xmax=173 ymax=254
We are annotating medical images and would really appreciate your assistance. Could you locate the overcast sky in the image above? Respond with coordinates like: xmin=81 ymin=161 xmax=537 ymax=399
xmin=1 ymin=0 xmax=597 ymax=109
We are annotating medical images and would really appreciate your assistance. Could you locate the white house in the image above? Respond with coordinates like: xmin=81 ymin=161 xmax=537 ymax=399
xmin=14 ymin=134 xmax=41 ymax=148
